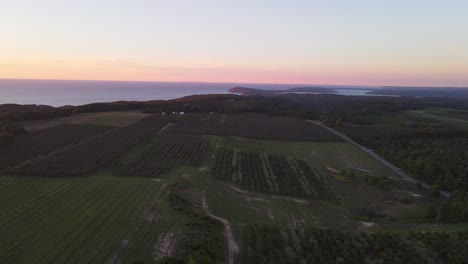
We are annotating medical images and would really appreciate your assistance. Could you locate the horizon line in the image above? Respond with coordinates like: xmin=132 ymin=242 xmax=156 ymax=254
xmin=0 ymin=77 xmax=467 ymax=89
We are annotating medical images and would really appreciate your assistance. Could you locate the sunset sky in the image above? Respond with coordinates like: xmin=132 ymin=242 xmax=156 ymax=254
xmin=1 ymin=0 xmax=467 ymax=86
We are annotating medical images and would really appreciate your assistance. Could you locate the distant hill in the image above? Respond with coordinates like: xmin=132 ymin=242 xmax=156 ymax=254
xmin=367 ymin=87 xmax=468 ymax=98
xmin=229 ymin=86 xmax=337 ymax=96
xmin=230 ymin=86 xmax=468 ymax=99
xmin=0 ymin=104 xmax=56 ymax=113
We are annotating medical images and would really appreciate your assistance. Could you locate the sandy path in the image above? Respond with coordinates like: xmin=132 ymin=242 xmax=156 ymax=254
xmin=157 ymin=122 xmax=172 ymax=134
xmin=202 ymin=193 xmax=239 ymax=264
xmin=229 ymin=185 xmax=309 ymax=204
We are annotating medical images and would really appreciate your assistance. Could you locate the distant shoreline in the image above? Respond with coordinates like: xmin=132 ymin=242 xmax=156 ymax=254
xmin=1 ymin=79 xmax=468 ymax=107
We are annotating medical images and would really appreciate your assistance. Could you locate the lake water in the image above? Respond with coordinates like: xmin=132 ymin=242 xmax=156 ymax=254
xmin=0 ymin=79 xmax=378 ymax=107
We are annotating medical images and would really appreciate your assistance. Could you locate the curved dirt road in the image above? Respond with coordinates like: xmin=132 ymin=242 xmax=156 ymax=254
xmin=202 ymin=193 xmax=239 ymax=264
xmin=308 ymin=120 xmax=451 ymax=198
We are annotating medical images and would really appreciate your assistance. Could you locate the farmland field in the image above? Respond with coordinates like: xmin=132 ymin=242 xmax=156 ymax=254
xmin=0 ymin=174 xmax=180 ymax=264
xmin=0 ymin=124 xmax=112 ymax=172
xmin=10 ymin=115 xmax=170 ymax=176
xmin=213 ymin=147 xmax=338 ymax=200
xmin=19 ymin=111 xmax=151 ymax=131
xmin=1 ymin=111 xmax=467 ymax=264
xmin=169 ymin=113 xmax=342 ymax=141
xmin=115 ymin=133 xmax=210 ymax=177
xmin=203 ymin=136 xmax=444 ymax=229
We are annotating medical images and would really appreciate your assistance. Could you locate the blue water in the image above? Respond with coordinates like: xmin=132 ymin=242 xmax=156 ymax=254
xmin=0 ymin=79 xmax=378 ymax=107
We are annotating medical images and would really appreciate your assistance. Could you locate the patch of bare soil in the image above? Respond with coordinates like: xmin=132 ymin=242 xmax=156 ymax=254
xmin=289 ymin=197 xmax=309 ymax=204
xmin=408 ymin=191 xmax=423 ymax=198
xmin=198 ymin=166 xmax=209 ymax=172
xmin=360 ymin=221 xmax=377 ymax=229
xmin=159 ymin=183 xmax=168 ymax=193
xmin=244 ymin=197 xmax=266 ymax=202
xmin=229 ymin=185 xmax=249 ymax=194
xmin=153 ymin=232 xmax=177 ymax=261
xmin=326 ymin=166 xmax=341 ymax=174
xmin=229 ymin=185 xmax=309 ymax=204
xmin=350 ymin=166 xmax=372 ymax=173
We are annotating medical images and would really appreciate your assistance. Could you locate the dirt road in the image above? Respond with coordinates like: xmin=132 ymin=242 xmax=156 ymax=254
xmin=307 ymin=120 xmax=451 ymax=198
xmin=202 ymin=193 xmax=239 ymax=264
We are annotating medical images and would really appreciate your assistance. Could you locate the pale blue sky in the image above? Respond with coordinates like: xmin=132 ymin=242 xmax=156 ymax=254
xmin=1 ymin=0 xmax=467 ymax=85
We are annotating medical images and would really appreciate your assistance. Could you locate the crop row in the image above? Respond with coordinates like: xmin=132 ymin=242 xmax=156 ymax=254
xmin=115 ymin=133 xmax=209 ymax=177
xmin=9 ymin=115 xmax=170 ymax=176
xmin=213 ymin=147 xmax=337 ymax=199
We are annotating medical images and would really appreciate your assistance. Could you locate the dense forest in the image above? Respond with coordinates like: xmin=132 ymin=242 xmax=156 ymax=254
xmin=242 ymin=225 xmax=468 ymax=264
xmin=341 ymin=127 xmax=468 ymax=192
xmin=427 ymin=191 xmax=468 ymax=222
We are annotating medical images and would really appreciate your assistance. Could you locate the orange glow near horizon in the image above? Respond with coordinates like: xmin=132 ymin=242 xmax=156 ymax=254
xmin=1 ymin=58 xmax=467 ymax=87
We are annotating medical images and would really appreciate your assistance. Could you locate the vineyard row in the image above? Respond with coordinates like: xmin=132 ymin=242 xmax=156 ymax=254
xmin=213 ymin=147 xmax=337 ymax=200
xmin=115 ymin=133 xmax=209 ymax=177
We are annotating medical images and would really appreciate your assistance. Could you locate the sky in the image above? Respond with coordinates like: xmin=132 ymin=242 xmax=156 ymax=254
xmin=1 ymin=0 xmax=467 ymax=86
